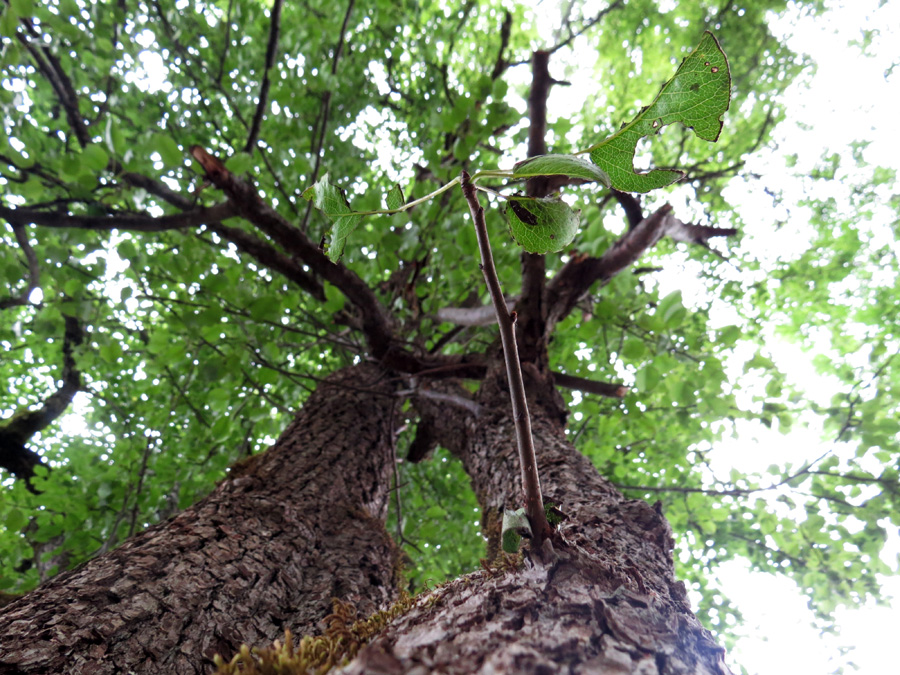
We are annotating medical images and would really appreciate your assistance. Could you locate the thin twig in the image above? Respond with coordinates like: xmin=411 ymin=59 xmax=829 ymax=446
xmin=217 ymin=0 xmax=236 ymax=85
xmin=127 ymin=437 xmax=156 ymax=537
xmin=400 ymin=387 xmax=484 ymax=417
xmin=459 ymin=170 xmax=551 ymax=545
xmin=389 ymin=399 xmax=403 ymax=542
xmin=300 ymin=0 xmax=356 ymax=232
xmin=244 ymin=0 xmax=284 ymax=153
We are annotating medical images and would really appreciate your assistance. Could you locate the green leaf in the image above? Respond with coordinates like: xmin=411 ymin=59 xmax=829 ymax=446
xmin=63 ymin=278 xmax=81 ymax=296
xmin=302 ymin=174 xmax=362 ymax=262
xmin=512 ymin=154 xmax=611 ymax=187
xmin=153 ymin=134 xmax=183 ymax=168
xmin=505 ymin=196 xmax=580 ymax=254
xmin=621 ymin=339 xmax=647 ymax=361
xmin=635 ymin=363 xmax=660 ymax=391
xmin=385 ymin=183 xmax=404 ymax=211
xmin=5 ymin=508 xmax=26 ymax=531
xmin=0 ymin=8 xmax=19 ymax=39
xmin=323 ymin=281 xmax=345 ymax=313
xmin=424 ymin=505 xmax=447 ymax=519
xmin=585 ymin=32 xmax=731 ymax=193
xmin=249 ymin=296 xmax=282 ymax=322
xmin=81 ymin=144 xmax=109 ymax=172
xmin=225 ymin=152 xmax=254 ymax=175
xmin=99 ymin=341 xmax=123 ymax=363
xmin=658 ymin=290 xmax=686 ymax=327
xmin=10 ymin=0 xmax=33 ymax=15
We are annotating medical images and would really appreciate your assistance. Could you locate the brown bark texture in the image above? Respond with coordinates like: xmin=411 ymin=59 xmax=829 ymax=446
xmin=0 ymin=364 xmax=400 ymax=675
xmin=340 ymin=373 xmax=732 ymax=675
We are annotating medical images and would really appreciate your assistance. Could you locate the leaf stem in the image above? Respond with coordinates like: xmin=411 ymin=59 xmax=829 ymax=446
xmin=470 ymin=169 xmax=515 ymax=181
xmin=459 ymin=170 xmax=552 ymax=547
xmin=351 ymin=176 xmax=462 ymax=217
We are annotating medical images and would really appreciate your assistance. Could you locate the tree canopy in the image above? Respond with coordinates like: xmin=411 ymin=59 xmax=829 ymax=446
xmin=1 ymin=0 xmax=897 ymax=664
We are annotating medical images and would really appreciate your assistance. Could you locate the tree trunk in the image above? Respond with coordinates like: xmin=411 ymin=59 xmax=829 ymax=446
xmin=0 ymin=364 xmax=401 ymax=675
xmin=341 ymin=371 xmax=731 ymax=674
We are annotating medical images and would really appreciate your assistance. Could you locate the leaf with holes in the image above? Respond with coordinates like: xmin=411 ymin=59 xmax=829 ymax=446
xmin=303 ymin=174 xmax=363 ymax=263
xmin=584 ymin=31 xmax=731 ymax=193
xmin=505 ymin=196 xmax=580 ymax=254
xmin=512 ymin=154 xmax=611 ymax=187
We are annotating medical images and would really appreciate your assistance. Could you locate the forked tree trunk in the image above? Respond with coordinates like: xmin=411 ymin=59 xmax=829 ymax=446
xmin=0 ymin=364 xmax=401 ymax=674
xmin=341 ymin=372 xmax=731 ymax=675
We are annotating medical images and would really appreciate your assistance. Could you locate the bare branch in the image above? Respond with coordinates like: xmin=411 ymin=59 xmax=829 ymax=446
xmin=507 ymin=0 xmax=625 ymax=67
xmin=0 ymin=202 xmax=234 ymax=232
xmin=400 ymin=387 xmax=484 ymax=418
xmin=216 ymin=0 xmax=236 ymax=84
xmin=244 ymin=0 xmax=284 ymax=153
xmin=117 ymin=172 xmax=195 ymax=211
xmin=490 ymin=10 xmax=513 ymax=80
xmin=547 ymin=0 xmax=625 ymax=57
xmin=611 ymin=189 xmax=644 ymax=230
xmin=546 ymin=204 xmax=674 ymax=329
xmin=552 ymin=372 xmax=628 ymax=399
xmin=460 ymin=170 xmax=552 ymax=546
xmin=435 ymin=297 xmax=517 ymax=326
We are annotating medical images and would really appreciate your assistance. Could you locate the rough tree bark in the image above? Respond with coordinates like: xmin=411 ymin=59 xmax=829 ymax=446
xmin=339 ymin=370 xmax=731 ymax=675
xmin=0 ymin=364 xmax=401 ymax=674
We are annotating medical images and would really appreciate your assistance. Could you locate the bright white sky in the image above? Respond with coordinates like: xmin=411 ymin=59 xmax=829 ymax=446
xmin=654 ymin=1 xmax=898 ymax=673
xmin=709 ymin=1 xmax=900 ymax=672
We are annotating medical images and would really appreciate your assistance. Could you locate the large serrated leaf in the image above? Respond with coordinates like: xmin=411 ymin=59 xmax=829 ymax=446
xmin=586 ymin=31 xmax=731 ymax=193
xmin=302 ymin=174 xmax=362 ymax=263
xmin=506 ymin=196 xmax=580 ymax=254
xmin=512 ymin=154 xmax=611 ymax=187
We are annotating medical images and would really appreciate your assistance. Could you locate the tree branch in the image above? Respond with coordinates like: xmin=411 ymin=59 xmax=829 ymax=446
xmin=206 ymin=221 xmax=324 ymax=300
xmin=191 ymin=146 xmax=484 ymax=377
xmin=435 ymin=297 xmax=517 ymax=326
xmin=244 ymin=0 xmax=284 ymax=153
xmin=547 ymin=0 xmax=624 ymax=56
xmin=552 ymin=372 xmax=628 ymax=399
xmin=400 ymin=387 xmax=484 ymax=418
xmin=0 ymin=202 xmax=234 ymax=232
xmin=460 ymin=170 xmax=551 ymax=546
xmin=300 ymin=0 xmax=356 ymax=232
xmin=0 ymin=224 xmax=41 ymax=310
xmin=611 ymin=189 xmax=644 ymax=230
xmin=518 ymin=50 xmax=556 ymax=362
xmin=16 ymin=30 xmax=90 ymax=148
xmin=489 ymin=10 xmax=513 ymax=80
xmin=546 ymin=204 xmax=674 ymax=329
xmin=216 ymin=0 xmax=236 ymax=85
xmin=507 ymin=0 xmax=625 ymax=67
xmin=0 ymin=316 xmax=83 ymax=488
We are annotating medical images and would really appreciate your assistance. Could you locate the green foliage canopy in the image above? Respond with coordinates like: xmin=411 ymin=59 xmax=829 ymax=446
xmin=0 ymin=0 xmax=897 ymax=655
